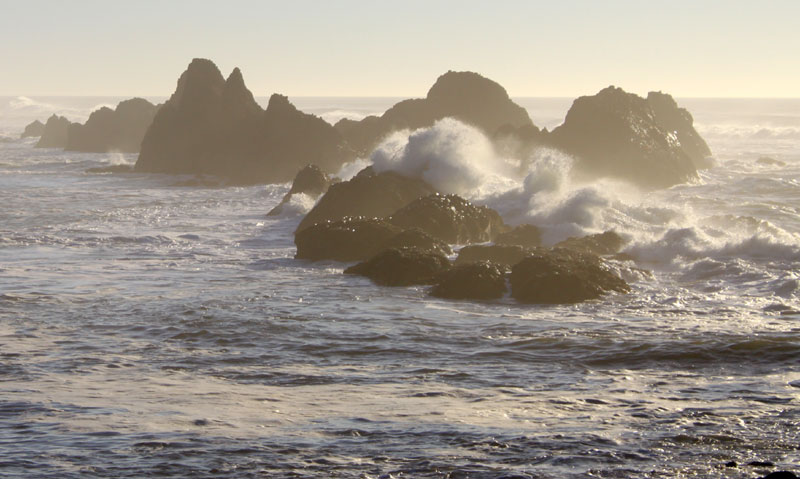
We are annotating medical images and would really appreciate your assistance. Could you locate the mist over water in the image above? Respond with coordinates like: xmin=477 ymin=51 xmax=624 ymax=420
xmin=1 ymin=97 xmax=799 ymax=478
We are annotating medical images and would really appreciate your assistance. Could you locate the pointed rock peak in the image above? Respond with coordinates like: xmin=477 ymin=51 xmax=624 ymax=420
xmin=186 ymin=58 xmax=224 ymax=78
xmin=171 ymin=58 xmax=226 ymax=106
xmin=427 ymin=70 xmax=511 ymax=102
xmin=226 ymin=67 xmax=245 ymax=87
xmin=266 ymin=93 xmax=298 ymax=114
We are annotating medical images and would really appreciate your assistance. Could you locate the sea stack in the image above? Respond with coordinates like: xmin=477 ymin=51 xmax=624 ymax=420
xmin=66 ymin=98 xmax=160 ymax=153
xmin=21 ymin=120 xmax=45 ymax=138
xmin=36 ymin=115 xmax=76 ymax=148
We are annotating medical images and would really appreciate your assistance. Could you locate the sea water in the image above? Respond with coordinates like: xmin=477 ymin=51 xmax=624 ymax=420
xmin=0 ymin=96 xmax=798 ymax=478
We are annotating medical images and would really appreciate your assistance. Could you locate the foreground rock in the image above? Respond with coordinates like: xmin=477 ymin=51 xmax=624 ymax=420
xmin=495 ymin=224 xmax=542 ymax=247
xmin=21 ymin=120 xmax=45 ymax=138
xmin=345 ymin=248 xmax=450 ymax=286
xmin=455 ymin=244 xmax=533 ymax=268
xmin=510 ymin=248 xmax=630 ymax=304
xmin=554 ymin=231 xmax=626 ymax=256
xmin=135 ymin=58 xmax=352 ymax=184
xmin=36 ymin=115 xmax=76 ymax=148
xmin=296 ymin=168 xmax=435 ymax=232
xmin=379 ymin=228 xmax=452 ymax=256
xmin=431 ymin=261 xmax=506 ymax=300
xmin=548 ymin=86 xmax=704 ymax=189
xmin=268 ymin=164 xmax=333 ymax=216
xmin=336 ymin=70 xmax=535 ymax=155
xmin=388 ymin=193 xmax=507 ymax=244
xmin=66 ymin=98 xmax=159 ymax=153
xmin=294 ymin=217 xmax=401 ymax=262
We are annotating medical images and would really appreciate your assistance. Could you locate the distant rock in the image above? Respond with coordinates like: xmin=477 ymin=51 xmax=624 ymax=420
xmin=66 ymin=98 xmax=159 ymax=153
xmin=757 ymin=156 xmax=787 ymax=167
xmin=455 ymin=244 xmax=533 ymax=268
xmin=21 ymin=120 xmax=45 ymax=138
xmin=268 ymin=164 xmax=333 ymax=216
xmin=336 ymin=70 xmax=536 ymax=155
xmin=431 ymin=261 xmax=507 ymax=300
xmin=294 ymin=217 xmax=402 ymax=262
xmin=646 ymin=91 xmax=713 ymax=169
xmin=388 ymin=193 xmax=507 ymax=245
xmin=554 ymin=231 xmax=626 ymax=256
xmin=344 ymin=248 xmax=450 ymax=286
xmin=296 ymin=168 xmax=435 ymax=233
xmin=85 ymin=164 xmax=135 ymax=174
xmin=495 ymin=224 xmax=542 ymax=248
xmin=510 ymin=248 xmax=630 ymax=304
xmin=36 ymin=115 xmax=77 ymax=148
xmin=548 ymin=86 xmax=703 ymax=189
xmin=135 ymin=58 xmax=352 ymax=184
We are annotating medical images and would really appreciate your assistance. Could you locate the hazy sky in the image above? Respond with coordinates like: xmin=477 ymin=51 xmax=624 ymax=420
xmin=1 ymin=0 xmax=798 ymax=97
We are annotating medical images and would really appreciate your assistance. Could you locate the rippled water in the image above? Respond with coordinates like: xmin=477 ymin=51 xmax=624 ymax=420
xmin=1 ymin=97 xmax=799 ymax=478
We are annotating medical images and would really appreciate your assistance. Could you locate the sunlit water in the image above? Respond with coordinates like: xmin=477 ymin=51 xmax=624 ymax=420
xmin=1 ymin=97 xmax=799 ymax=478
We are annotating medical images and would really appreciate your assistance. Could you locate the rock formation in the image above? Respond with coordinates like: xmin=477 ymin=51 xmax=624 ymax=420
xmin=646 ymin=91 xmax=713 ymax=169
xmin=294 ymin=217 xmax=402 ymax=262
xmin=66 ymin=98 xmax=159 ymax=153
xmin=344 ymin=248 xmax=451 ymax=286
xmin=335 ymin=71 xmax=536 ymax=155
xmin=494 ymin=224 xmax=542 ymax=248
xmin=554 ymin=231 xmax=626 ymax=256
xmin=267 ymin=164 xmax=334 ymax=216
xmin=36 ymin=115 xmax=76 ymax=148
xmin=135 ymin=58 xmax=352 ymax=184
xmin=21 ymin=120 xmax=45 ymax=138
xmin=431 ymin=261 xmax=507 ymax=300
xmin=454 ymin=244 xmax=533 ymax=268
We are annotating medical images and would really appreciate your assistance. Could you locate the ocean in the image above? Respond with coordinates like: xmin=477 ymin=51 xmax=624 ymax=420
xmin=0 ymin=95 xmax=798 ymax=478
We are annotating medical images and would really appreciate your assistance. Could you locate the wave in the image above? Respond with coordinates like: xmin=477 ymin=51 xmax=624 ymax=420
xmin=697 ymin=124 xmax=800 ymax=140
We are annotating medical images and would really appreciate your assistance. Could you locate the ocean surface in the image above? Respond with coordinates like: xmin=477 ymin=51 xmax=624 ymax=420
xmin=0 ymin=96 xmax=799 ymax=478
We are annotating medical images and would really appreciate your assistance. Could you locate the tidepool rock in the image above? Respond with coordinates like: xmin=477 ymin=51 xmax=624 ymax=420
xmin=344 ymin=248 xmax=450 ymax=286
xmin=554 ymin=231 xmax=626 ymax=256
xmin=431 ymin=261 xmax=507 ymax=300
xmin=294 ymin=217 xmax=402 ymax=262
xmin=21 ymin=119 xmax=45 ymax=138
xmin=268 ymin=164 xmax=334 ymax=216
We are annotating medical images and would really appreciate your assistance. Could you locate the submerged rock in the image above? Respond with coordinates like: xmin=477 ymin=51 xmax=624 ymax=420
xmin=66 ymin=98 xmax=159 ymax=153
xmin=296 ymin=168 xmax=435 ymax=232
xmin=554 ymin=231 xmax=626 ymax=256
xmin=21 ymin=119 xmax=45 ymax=138
xmin=36 ymin=115 xmax=76 ymax=148
xmin=268 ymin=164 xmax=333 ymax=216
xmin=455 ymin=244 xmax=533 ymax=268
xmin=388 ymin=193 xmax=507 ymax=245
xmin=431 ymin=261 xmax=506 ymax=300
xmin=344 ymin=248 xmax=450 ymax=286
xmin=495 ymin=224 xmax=542 ymax=248
xmin=510 ymin=248 xmax=629 ymax=304
xmin=294 ymin=217 xmax=401 ymax=262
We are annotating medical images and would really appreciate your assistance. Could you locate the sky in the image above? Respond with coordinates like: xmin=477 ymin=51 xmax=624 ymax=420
xmin=1 ymin=0 xmax=798 ymax=98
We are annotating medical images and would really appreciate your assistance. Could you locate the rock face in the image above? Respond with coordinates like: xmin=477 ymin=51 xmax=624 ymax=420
xmin=296 ymin=168 xmax=435 ymax=232
xmin=548 ymin=86 xmax=703 ymax=189
xmin=495 ymin=224 xmax=542 ymax=248
xmin=510 ymin=248 xmax=630 ymax=304
xmin=36 ymin=115 xmax=76 ymax=148
xmin=646 ymin=91 xmax=713 ymax=169
xmin=431 ymin=261 xmax=507 ymax=300
xmin=66 ymin=98 xmax=159 ymax=153
xmin=388 ymin=194 xmax=507 ymax=244
xmin=135 ymin=58 xmax=351 ymax=184
xmin=335 ymin=71 xmax=535 ymax=155
xmin=379 ymin=228 xmax=452 ymax=256
xmin=267 ymin=164 xmax=333 ymax=216
xmin=21 ymin=120 xmax=45 ymax=138
xmin=294 ymin=217 xmax=401 ymax=262
xmin=344 ymin=248 xmax=450 ymax=286
xmin=554 ymin=231 xmax=626 ymax=256
xmin=455 ymin=244 xmax=532 ymax=268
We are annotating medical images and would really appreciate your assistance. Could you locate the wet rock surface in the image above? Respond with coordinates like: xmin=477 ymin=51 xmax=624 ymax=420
xmin=345 ymin=248 xmax=451 ymax=286
xmin=454 ymin=244 xmax=532 ymax=268
xmin=268 ymin=164 xmax=333 ymax=217
xmin=294 ymin=217 xmax=402 ymax=262
xmin=554 ymin=231 xmax=626 ymax=256
xmin=494 ymin=224 xmax=542 ymax=248
xmin=431 ymin=261 xmax=507 ymax=300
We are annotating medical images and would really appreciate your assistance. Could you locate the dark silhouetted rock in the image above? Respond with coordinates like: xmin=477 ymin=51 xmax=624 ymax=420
xmin=296 ymin=168 xmax=435 ymax=232
xmin=66 ymin=98 xmax=159 ymax=153
xmin=388 ymin=193 xmax=507 ymax=245
xmin=294 ymin=217 xmax=402 ymax=262
xmin=85 ymin=164 xmax=135 ymax=174
xmin=554 ymin=231 xmax=626 ymax=256
xmin=36 ymin=115 xmax=76 ymax=148
xmin=336 ymin=71 xmax=535 ymax=155
xmin=510 ymin=248 xmax=630 ymax=304
xmin=268 ymin=164 xmax=333 ymax=216
xmin=345 ymin=248 xmax=450 ymax=286
xmin=431 ymin=261 xmax=506 ymax=300
xmin=757 ymin=156 xmax=787 ymax=167
xmin=135 ymin=58 xmax=352 ymax=185
xmin=455 ymin=244 xmax=533 ymax=268
xmin=495 ymin=224 xmax=542 ymax=248
xmin=21 ymin=120 xmax=45 ymax=138
xmin=379 ymin=228 xmax=452 ymax=256
xmin=548 ymin=86 xmax=702 ymax=189
xmin=647 ymin=91 xmax=713 ymax=169
xmin=761 ymin=473 xmax=798 ymax=479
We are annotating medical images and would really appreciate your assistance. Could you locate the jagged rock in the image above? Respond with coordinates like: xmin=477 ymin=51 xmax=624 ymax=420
xmin=495 ymin=224 xmax=542 ymax=248
xmin=21 ymin=120 xmax=45 ymax=138
xmin=336 ymin=71 xmax=535 ymax=155
xmin=647 ymin=91 xmax=713 ymax=169
xmin=431 ymin=261 xmax=507 ymax=299
xmin=296 ymin=168 xmax=435 ymax=232
xmin=510 ymin=248 xmax=630 ymax=304
xmin=344 ymin=248 xmax=450 ymax=286
xmin=135 ymin=58 xmax=352 ymax=184
xmin=379 ymin=228 xmax=452 ymax=256
xmin=268 ymin=164 xmax=333 ymax=216
xmin=554 ymin=231 xmax=626 ymax=256
xmin=294 ymin=217 xmax=402 ymax=262
xmin=36 ymin=115 xmax=76 ymax=148
xmin=455 ymin=244 xmax=533 ymax=268
xmin=548 ymin=86 xmax=704 ymax=189
xmin=85 ymin=164 xmax=134 ymax=174
xmin=388 ymin=193 xmax=507 ymax=245
xmin=66 ymin=98 xmax=159 ymax=153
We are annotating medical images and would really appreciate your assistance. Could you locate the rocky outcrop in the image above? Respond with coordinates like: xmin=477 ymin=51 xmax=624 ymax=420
xmin=495 ymin=224 xmax=542 ymax=248
xmin=554 ymin=231 xmax=626 ymax=256
xmin=344 ymin=248 xmax=450 ymax=286
xmin=335 ymin=71 xmax=535 ymax=155
xmin=647 ymin=91 xmax=713 ymax=169
xmin=296 ymin=168 xmax=435 ymax=232
xmin=431 ymin=261 xmax=507 ymax=300
xmin=510 ymin=248 xmax=630 ymax=304
xmin=21 ymin=120 xmax=45 ymax=138
xmin=379 ymin=228 xmax=452 ymax=256
xmin=294 ymin=217 xmax=401 ymax=262
xmin=36 ymin=115 xmax=76 ymax=148
xmin=548 ymin=86 xmax=704 ymax=189
xmin=135 ymin=58 xmax=352 ymax=184
xmin=388 ymin=193 xmax=507 ymax=245
xmin=267 ymin=164 xmax=333 ymax=216
xmin=455 ymin=244 xmax=532 ymax=268
xmin=66 ymin=98 xmax=159 ymax=153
